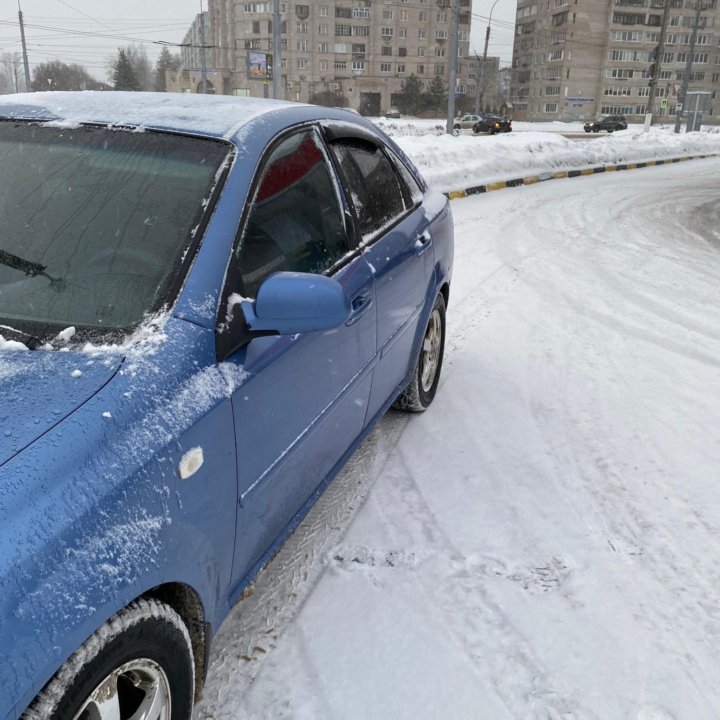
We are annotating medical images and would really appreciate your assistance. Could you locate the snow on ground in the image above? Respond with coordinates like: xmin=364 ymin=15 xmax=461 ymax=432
xmin=194 ymin=144 xmax=720 ymax=719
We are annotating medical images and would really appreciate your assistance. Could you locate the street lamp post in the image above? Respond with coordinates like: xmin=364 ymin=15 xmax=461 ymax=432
xmin=474 ymin=0 xmax=501 ymax=115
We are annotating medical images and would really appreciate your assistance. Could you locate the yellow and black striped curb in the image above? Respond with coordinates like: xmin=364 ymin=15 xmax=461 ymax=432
xmin=445 ymin=154 xmax=718 ymax=200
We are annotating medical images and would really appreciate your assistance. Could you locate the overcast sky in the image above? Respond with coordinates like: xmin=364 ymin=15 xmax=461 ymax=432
xmin=1 ymin=0 xmax=517 ymax=84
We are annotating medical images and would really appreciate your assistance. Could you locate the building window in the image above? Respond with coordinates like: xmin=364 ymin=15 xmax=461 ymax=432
xmin=296 ymin=39 xmax=307 ymax=51
xmin=320 ymin=60 xmax=328 ymax=70
xmin=544 ymin=103 xmax=558 ymax=113
xmin=381 ymin=46 xmax=392 ymax=56
xmin=545 ymin=85 xmax=561 ymax=95
xmin=604 ymin=85 xmax=632 ymax=96
xmin=320 ymin=6 xmax=328 ymax=17
xmin=418 ymin=47 xmax=426 ymax=57
xmin=383 ymin=9 xmax=394 ymax=19
xmin=296 ymin=58 xmax=308 ymax=69
xmin=399 ymin=28 xmax=407 ymax=38
xmin=335 ymin=60 xmax=347 ymax=70
xmin=418 ymin=28 xmax=427 ymax=39
xmin=437 ymin=11 xmax=447 ymax=22
xmin=353 ymin=26 xmax=370 ymax=36
xmin=417 ymin=64 xmax=425 ymax=74
xmin=419 ymin=11 xmax=428 ymax=21
xmin=381 ymin=27 xmax=394 ymax=37
xmin=319 ymin=42 xmax=329 ymax=53
xmin=380 ymin=63 xmax=392 ymax=72
xmin=352 ymin=60 xmax=365 ymax=72
xmin=296 ymin=22 xmax=307 ymax=33
xmin=319 ymin=24 xmax=328 ymax=35
xmin=352 ymin=7 xmax=370 ymax=19
xmin=336 ymin=24 xmax=351 ymax=36
xmin=549 ymin=49 xmax=564 ymax=61
xmin=436 ymin=29 xmax=448 ymax=39
xmin=552 ymin=12 xmax=568 ymax=25
xmin=435 ymin=47 xmax=446 ymax=57
xmin=398 ymin=64 xmax=406 ymax=74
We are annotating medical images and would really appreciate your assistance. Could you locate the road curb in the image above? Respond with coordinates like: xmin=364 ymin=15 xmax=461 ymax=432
xmin=445 ymin=154 xmax=717 ymax=200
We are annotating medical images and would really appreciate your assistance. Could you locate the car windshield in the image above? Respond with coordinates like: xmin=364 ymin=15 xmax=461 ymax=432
xmin=0 ymin=122 xmax=229 ymax=342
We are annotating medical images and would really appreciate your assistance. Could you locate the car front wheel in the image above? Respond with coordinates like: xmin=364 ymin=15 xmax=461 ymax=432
xmin=394 ymin=293 xmax=446 ymax=413
xmin=23 ymin=598 xmax=195 ymax=720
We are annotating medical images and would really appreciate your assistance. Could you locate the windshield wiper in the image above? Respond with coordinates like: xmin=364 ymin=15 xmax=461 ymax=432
xmin=0 ymin=324 xmax=42 ymax=350
xmin=0 ymin=249 xmax=66 ymax=291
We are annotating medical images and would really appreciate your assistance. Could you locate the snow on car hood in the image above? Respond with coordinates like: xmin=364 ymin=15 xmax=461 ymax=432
xmin=0 ymin=349 xmax=122 ymax=467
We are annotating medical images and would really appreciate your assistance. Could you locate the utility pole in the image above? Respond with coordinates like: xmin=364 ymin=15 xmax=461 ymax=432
xmin=474 ymin=0 xmax=501 ymax=115
xmin=18 ymin=2 xmax=31 ymax=91
xmin=272 ymin=0 xmax=282 ymax=99
xmin=674 ymin=0 xmax=706 ymax=133
xmin=645 ymin=0 xmax=672 ymax=125
xmin=199 ymin=0 xmax=208 ymax=94
xmin=446 ymin=0 xmax=461 ymax=134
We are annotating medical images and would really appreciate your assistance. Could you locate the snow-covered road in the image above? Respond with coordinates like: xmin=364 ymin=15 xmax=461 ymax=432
xmin=195 ymin=159 xmax=720 ymax=720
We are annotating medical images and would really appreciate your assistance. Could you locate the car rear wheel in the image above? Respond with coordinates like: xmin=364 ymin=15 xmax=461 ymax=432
xmin=23 ymin=598 xmax=194 ymax=720
xmin=393 ymin=293 xmax=446 ymax=413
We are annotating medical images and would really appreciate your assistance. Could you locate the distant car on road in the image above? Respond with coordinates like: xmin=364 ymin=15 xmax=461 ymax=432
xmin=453 ymin=114 xmax=482 ymax=130
xmin=384 ymin=108 xmax=402 ymax=118
xmin=584 ymin=115 xmax=628 ymax=133
xmin=472 ymin=112 xmax=512 ymax=135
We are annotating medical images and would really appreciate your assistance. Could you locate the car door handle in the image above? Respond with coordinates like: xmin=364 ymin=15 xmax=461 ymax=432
xmin=346 ymin=292 xmax=373 ymax=326
xmin=414 ymin=230 xmax=433 ymax=256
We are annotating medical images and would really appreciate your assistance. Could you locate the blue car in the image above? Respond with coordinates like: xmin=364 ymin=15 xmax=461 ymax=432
xmin=0 ymin=92 xmax=453 ymax=720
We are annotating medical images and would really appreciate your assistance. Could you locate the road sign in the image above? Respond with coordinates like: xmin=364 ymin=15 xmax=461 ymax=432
xmin=660 ymin=99 xmax=668 ymax=109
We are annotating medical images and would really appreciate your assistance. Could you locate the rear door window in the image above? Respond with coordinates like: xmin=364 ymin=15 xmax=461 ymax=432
xmin=328 ymin=139 xmax=411 ymax=242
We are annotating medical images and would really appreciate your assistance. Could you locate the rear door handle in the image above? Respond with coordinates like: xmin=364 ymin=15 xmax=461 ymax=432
xmin=414 ymin=230 xmax=433 ymax=256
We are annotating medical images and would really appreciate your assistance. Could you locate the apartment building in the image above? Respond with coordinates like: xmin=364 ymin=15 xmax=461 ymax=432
xmin=205 ymin=0 xmax=472 ymax=114
xmin=181 ymin=12 xmax=210 ymax=72
xmin=510 ymin=0 xmax=720 ymax=123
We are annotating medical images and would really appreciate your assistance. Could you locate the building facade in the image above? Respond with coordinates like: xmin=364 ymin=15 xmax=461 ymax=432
xmin=510 ymin=0 xmax=720 ymax=123
xmin=201 ymin=0 xmax=472 ymax=114
xmin=181 ymin=12 xmax=210 ymax=72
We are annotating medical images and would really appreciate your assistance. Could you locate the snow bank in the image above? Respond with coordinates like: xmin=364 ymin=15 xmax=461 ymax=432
xmin=387 ymin=123 xmax=720 ymax=193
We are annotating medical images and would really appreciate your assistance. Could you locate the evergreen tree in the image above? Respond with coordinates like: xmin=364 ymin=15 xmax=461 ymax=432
xmin=395 ymin=74 xmax=425 ymax=116
xmin=113 ymin=49 xmax=140 ymax=91
xmin=154 ymin=47 xmax=181 ymax=92
xmin=424 ymin=75 xmax=447 ymax=116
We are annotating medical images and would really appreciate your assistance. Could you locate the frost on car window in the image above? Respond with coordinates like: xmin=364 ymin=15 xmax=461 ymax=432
xmin=0 ymin=123 xmax=229 ymax=343
xmin=329 ymin=139 xmax=408 ymax=240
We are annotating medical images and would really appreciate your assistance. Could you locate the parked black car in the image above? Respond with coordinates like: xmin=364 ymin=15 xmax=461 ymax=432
xmin=583 ymin=115 xmax=628 ymax=133
xmin=472 ymin=112 xmax=512 ymax=135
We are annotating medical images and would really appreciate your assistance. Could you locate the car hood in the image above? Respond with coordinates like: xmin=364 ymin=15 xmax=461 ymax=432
xmin=0 ymin=350 xmax=122 ymax=467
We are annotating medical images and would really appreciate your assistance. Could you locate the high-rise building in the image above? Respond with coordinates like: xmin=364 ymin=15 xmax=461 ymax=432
xmin=510 ymin=0 xmax=720 ymax=123
xmin=204 ymin=0 xmax=472 ymax=114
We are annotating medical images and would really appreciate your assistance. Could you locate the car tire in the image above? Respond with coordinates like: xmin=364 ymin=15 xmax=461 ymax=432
xmin=393 ymin=293 xmax=446 ymax=413
xmin=607 ymin=128 xmax=614 ymax=133
xmin=453 ymin=124 xmax=461 ymax=130
xmin=584 ymin=127 xmax=591 ymax=133
xmin=23 ymin=598 xmax=195 ymax=720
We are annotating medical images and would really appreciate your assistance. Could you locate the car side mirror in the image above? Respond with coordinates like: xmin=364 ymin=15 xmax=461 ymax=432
xmin=216 ymin=272 xmax=351 ymax=361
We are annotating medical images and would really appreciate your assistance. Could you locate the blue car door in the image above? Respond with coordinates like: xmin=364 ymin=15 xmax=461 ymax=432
xmin=325 ymin=132 xmax=433 ymax=421
xmin=222 ymin=127 xmax=376 ymax=596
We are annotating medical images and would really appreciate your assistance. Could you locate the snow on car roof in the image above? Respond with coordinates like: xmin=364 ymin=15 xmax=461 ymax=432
xmin=0 ymin=91 xmax=301 ymax=140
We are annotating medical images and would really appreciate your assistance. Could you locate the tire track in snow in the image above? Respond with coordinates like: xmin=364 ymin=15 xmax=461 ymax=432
xmin=351 ymin=444 xmax=590 ymax=720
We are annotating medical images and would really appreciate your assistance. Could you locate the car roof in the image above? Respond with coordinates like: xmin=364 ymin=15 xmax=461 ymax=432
xmin=0 ymin=91 xmax=307 ymax=140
